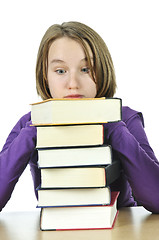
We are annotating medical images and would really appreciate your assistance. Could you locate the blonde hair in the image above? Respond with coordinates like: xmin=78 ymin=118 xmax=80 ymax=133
xmin=36 ymin=21 xmax=117 ymax=100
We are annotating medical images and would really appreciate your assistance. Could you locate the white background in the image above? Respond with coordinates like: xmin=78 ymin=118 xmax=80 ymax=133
xmin=0 ymin=0 xmax=159 ymax=212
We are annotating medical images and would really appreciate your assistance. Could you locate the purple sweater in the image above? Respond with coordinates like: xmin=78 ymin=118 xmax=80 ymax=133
xmin=0 ymin=107 xmax=159 ymax=213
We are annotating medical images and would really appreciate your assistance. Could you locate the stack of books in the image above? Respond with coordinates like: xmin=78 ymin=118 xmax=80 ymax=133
xmin=31 ymin=97 xmax=122 ymax=230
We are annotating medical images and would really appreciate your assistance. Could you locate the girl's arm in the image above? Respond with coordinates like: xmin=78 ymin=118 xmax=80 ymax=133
xmin=104 ymin=112 xmax=159 ymax=213
xmin=0 ymin=113 xmax=36 ymax=211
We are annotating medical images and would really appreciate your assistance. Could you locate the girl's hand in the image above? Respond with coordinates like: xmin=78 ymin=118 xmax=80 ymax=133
xmin=103 ymin=121 xmax=126 ymax=144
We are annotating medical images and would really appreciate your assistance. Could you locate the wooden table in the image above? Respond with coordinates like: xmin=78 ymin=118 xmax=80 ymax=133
xmin=0 ymin=207 xmax=159 ymax=240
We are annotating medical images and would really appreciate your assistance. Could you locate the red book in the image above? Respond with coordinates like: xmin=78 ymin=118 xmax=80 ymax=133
xmin=40 ymin=191 xmax=119 ymax=231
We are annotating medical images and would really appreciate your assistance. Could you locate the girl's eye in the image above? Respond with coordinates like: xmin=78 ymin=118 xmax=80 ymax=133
xmin=55 ymin=69 xmax=66 ymax=74
xmin=81 ymin=67 xmax=90 ymax=73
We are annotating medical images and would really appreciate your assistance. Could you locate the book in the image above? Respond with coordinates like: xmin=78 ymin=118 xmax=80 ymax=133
xmin=40 ymin=161 xmax=121 ymax=188
xmin=31 ymin=97 xmax=122 ymax=125
xmin=37 ymin=145 xmax=112 ymax=168
xmin=37 ymin=187 xmax=111 ymax=207
xmin=36 ymin=124 xmax=104 ymax=148
xmin=40 ymin=191 xmax=119 ymax=230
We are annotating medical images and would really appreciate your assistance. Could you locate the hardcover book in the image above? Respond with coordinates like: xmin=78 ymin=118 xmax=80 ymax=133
xmin=36 ymin=124 xmax=104 ymax=148
xmin=31 ymin=97 xmax=122 ymax=125
xmin=37 ymin=145 xmax=112 ymax=168
xmin=40 ymin=191 xmax=119 ymax=230
xmin=40 ymin=161 xmax=121 ymax=188
xmin=37 ymin=187 xmax=111 ymax=207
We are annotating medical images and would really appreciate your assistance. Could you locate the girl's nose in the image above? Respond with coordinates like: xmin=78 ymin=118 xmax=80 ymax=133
xmin=67 ymin=72 xmax=79 ymax=89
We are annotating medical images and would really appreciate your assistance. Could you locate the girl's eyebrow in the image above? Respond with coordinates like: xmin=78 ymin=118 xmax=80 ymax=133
xmin=81 ymin=57 xmax=93 ymax=62
xmin=50 ymin=59 xmax=65 ymax=64
xmin=50 ymin=57 xmax=93 ymax=64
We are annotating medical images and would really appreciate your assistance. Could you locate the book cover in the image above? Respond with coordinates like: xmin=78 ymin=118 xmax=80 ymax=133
xmin=40 ymin=161 xmax=121 ymax=188
xmin=31 ymin=97 xmax=122 ymax=125
xmin=37 ymin=187 xmax=111 ymax=207
xmin=37 ymin=144 xmax=112 ymax=168
xmin=40 ymin=191 xmax=119 ymax=231
xmin=36 ymin=124 xmax=104 ymax=148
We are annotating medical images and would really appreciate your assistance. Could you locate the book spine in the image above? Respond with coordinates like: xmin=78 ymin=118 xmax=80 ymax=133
xmin=105 ymin=161 xmax=121 ymax=186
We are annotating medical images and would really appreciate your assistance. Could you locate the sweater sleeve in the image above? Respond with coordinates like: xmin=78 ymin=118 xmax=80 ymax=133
xmin=104 ymin=111 xmax=159 ymax=213
xmin=0 ymin=113 xmax=37 ymax=211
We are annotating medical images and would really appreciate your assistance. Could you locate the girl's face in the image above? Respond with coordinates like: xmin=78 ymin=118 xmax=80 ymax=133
xmin=47 ymin=37 xmax=97 ymax=99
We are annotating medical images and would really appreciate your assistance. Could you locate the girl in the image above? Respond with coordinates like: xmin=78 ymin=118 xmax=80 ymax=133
xmin=0 ymin=21 xmax=159 ymax=213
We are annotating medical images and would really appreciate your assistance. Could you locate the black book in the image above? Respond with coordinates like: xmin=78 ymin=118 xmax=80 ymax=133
xmin=40 ymin=161 xmax=121 ymax=188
